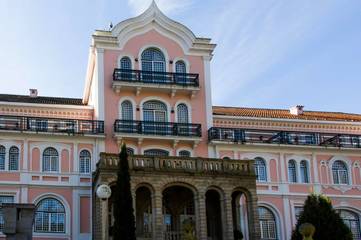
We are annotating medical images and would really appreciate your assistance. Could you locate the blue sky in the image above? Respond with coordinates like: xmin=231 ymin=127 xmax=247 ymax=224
xmin=0 ymin=0 xmax=360 ymax=113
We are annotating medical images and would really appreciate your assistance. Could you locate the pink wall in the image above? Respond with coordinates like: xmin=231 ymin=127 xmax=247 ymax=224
xmin=102 ymin=30 xmax=209 ymax=157
xmin=80 ymin=196 xmax=91 ymax=233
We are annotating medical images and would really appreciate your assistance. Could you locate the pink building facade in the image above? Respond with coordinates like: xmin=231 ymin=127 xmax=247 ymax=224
xmin=0 ymin=2 xmax=360 ymax=240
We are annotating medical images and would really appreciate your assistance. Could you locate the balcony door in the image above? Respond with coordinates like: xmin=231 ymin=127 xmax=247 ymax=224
xmin=141 ymin=48 xmax=166 ymax=83
xmin=143 ymin=101 xmax=169 ymax=135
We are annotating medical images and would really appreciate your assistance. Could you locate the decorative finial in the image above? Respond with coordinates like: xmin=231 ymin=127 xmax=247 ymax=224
xmin=109 ymin=22 xmax=113 ymax=30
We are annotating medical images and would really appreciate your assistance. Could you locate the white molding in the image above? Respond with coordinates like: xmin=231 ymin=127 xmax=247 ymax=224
xmin=118 ymin=97 xmax=137 ymax=120
xmin=32 ymin=193 xmax=71 ymax=236
xmin=328 ymin=156 xmax=353 ymax=185
xmin=203 ymin=57 xmax=213 ymax=129
xmin=117 ymin=53 xmax=135 ymax=69
xmin=172 ymin=57 xmax=190 ymax=73
xmin=138 ymin=44 xmax=170 ymax=72
xmin=174 ymin=100 xmax=192 ymax=123
xmin=139 ymin=96 xmax=171 ymax=122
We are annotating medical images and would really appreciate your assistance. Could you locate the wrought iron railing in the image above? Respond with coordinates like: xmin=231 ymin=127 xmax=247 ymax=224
xmin=114 ymin=120 xmax=202 ymax=137
xmin=0 ymin=115 xmax=104 ymax=135
xmin=113 ymin=69 xmax=199 ymax=87
xmin=208 ymin=127 xmax=361 ymax=148
xmin=97 ymin=154 xmax=255 ymax=176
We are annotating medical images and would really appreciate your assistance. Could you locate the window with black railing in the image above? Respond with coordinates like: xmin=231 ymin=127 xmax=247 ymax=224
xmin=113 ymin=69 xmax=199 ymax=87
xmin=0 ymin=115 xmax=104 ymax=135
xmin=114 ymin=119 xmax=201 ymax=137
xmin=208 ymin=127 xmax=361 ymax=149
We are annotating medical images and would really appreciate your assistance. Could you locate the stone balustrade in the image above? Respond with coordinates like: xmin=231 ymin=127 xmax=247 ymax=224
xmin=97 ymin=153 xmax=255 ymax=176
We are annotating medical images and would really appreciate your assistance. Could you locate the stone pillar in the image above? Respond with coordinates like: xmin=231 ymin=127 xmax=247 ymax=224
xmin=246 ymin=190 xmax=261 ymax=240
xmin=101 ymin=199 xmax=109 ymax=240
xmin=153 ymin=192 xmax=163 ymax=239
xmin=223 ymin=194 xmax=235 ymax=240
xmin=196 ymin=191 xmax=207 ymax=240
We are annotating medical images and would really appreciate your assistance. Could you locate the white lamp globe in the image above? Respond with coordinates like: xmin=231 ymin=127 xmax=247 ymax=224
xmin=96 ymin=184 xmax=112 ymax=200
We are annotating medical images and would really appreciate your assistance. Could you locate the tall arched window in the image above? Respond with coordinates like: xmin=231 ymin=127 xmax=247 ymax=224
xmin=79 ymin=150 xmax=91 ymax=174
xmin=144 ymin=149 xmax=169 ymax=157
xmin=0 ymin=145 xmax=5 ymax=171
xmin=121 ymin=100 xmax=133 ymax=120
xmin=143 ymin=100 xmax=167 ymax=122
xmin=300 ymin=160 xmax=309 ymax=183
xmin=126 ymin=148 xmax=135 ymax=156
xmin=175 ymin=61 xmax=186 ymax=73
xmin=42 ymin=147 xmax=59 ymax=172
xmin=338 ymin=210 xmax=361 ymax=239
xmin=141 ymin=48 xmax=165 ymax=72
xmin=255 ymin=157 xmax=267 ymax=182
xmin=179 ymin=150 xmax=191 ymax=157
xmin=332 ymin=160 xmax=349 ymax=184
xmin=288 ymin=160 xmax=297 ymax=183
xmin=34 ymin=198 xmax=65 ymax=233
xmin=259 ymin=206 xmax=278 ymax=240
xmin=8 ymin=146 xmax=19 ymax=171
xmin=177 ymin=104 xmax=189 ymax=123
xmin=120 ymin=56 xmax=132 ymax=70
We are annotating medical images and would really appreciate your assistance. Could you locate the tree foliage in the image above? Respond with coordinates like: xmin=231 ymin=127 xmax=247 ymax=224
xmin=291 ymin=194 xmax=352 ymax=240
xmin=112 ymin=144 xmax=136 ymax=240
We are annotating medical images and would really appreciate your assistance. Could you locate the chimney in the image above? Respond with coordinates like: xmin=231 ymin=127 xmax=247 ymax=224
xmin=290 ymin=105 xmax=304 ymax=115
xmin=29 ymin=89 xmax=38 ymax=98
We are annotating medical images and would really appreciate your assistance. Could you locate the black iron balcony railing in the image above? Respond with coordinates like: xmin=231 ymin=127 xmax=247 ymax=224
xmin=0 ymin=115 xmax=104 ymax=135
xmin=208 ymin=127 xmax=361 ymax=149
xmin=113 ymin=69 xmax=199 ymax=87
xmin=114 ymin=120 xmax=202 ymax=137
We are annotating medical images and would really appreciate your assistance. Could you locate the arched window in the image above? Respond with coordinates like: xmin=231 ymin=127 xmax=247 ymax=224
xmin=141 ymin=48 xmax=165 ymax=72
xmin=34 ymin=198 xmax=65 ymax=233
xmin=338 ymin=210 xmax=361 ymax=239
xmin=42 ymin=147 xmax=59 ymax=172
xmin=121 ymin=100 xmax=133 ymax=120
xmin=175 ymin=61 xmax=186 ymax=73
xmin=259 ymin=206 xmax=278 ymax=240
xmin=120 ymin=56 xmax=132 ymax=70
xmin=9 ymin=146 xmax=19 ymax=171
xmin=255 ymin=157 xmax=267 ymax=182
xmin=79 ymin=150 xmax=91 ymax=174
xmin=177 ymin=104 xmax=189 ymax=123
xmin=144 ymin=149 xmax=169 ymax=157
xmin=0 ymin=196 xmax=14 ymax=232
xmin=0 ymin=145 xmax=5 ymax=171
xmin=288 ymin=160 xmax=297 ymax=183
xmin=223 ymin=156 xmax=231 ymax=160
xmin=300 ymin=160 xmax=309 ymax=183
xmin=126 ymin=148 xmax=135 ymax=155
xmin=332 ymin=160 xmax=349 ymax=184
xmin=143 ymin=100 xmax=167 ymax=122
xmin=179 ymin=150 xmax=191 ymax=157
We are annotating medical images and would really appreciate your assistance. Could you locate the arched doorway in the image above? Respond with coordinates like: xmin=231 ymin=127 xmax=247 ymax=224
xmin=162 ymin=186 xmax=195 ymax=239
xmin=206 ymin=189 xmax=223 ymax=240
xmin=232 ymin=191 xmax=250 ymax=240
xmin=136 ymin=186 xmax=153 ymax=238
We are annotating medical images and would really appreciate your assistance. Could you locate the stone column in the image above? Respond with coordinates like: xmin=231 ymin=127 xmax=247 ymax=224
xmin=223 ymin=194 xmax=235 ymax=240
xmin=153 ymin=192 xmax=163 ymax=239
xmin=101 ymin=199 xmax=109 ymax=240
xmin=196 ymin=191 xmax=207 ymax=240
xmin=246 ymin=190 xmax=261 ymax=240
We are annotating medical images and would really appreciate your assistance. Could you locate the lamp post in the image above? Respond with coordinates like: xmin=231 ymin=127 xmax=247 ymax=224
xmin=96 ymin=184 xmax=112 ymax=240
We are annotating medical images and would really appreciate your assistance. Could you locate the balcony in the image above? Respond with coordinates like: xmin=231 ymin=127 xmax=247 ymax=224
xmin=97 ymin=154 xmax=255 ymax=177
xmin=112 ymin=69 xmax=200 ymax=98
xmin=0 ymin=115 xmax=104 ymax=135
xmin=114 ymin=120 xmax=202 ymax=146
xmin=208 ymin=127 xmax=361 ymax=149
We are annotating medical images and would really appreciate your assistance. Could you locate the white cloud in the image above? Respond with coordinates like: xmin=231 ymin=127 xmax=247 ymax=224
xmin=127 ymin=0 xmax=193 ymax=15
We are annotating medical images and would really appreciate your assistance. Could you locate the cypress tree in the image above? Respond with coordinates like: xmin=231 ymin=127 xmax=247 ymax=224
xmin=112 ymin=144 xmax=136 ymax=240
xmin=291 ymin=194 xmax=352 ymax=240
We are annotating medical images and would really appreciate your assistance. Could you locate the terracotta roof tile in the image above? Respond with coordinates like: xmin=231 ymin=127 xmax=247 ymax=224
xmin=0 ymin=94 xmax=84 ymax=105
xmin=213 ymin=106 xmax=361 ymax=122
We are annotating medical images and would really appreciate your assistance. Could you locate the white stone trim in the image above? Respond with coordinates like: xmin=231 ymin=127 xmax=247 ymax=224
xmin=328 ymin=156 xmax=353 ymax=185
xmin=118 ymin=97 xmax=137 ymax=120
xmin=172 ymin=57 xmax=190 ymax=73
xmin=139 ymin=96 xmax=171 ymax=122
xmin=32 ymin=193 xmax=71 ymax=236
xmin=174 ymin=100 xmax=192 ymax=123
xmin=138 ymin=44 xmax=170 ymax=72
